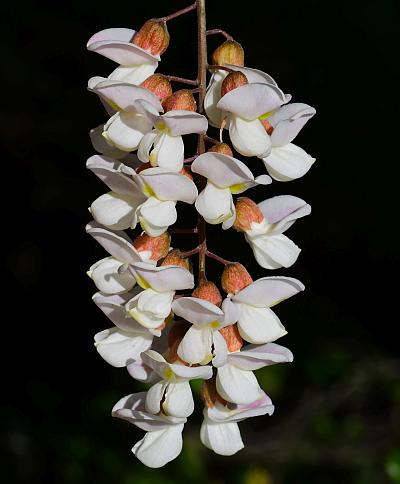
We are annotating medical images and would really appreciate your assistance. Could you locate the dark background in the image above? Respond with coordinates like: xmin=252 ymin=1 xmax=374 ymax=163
xmin=2 ymin=0 xmax=399 ymax=483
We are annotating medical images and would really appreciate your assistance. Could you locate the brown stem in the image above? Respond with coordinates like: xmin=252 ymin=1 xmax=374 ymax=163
xmin=206 ymin=250 xmax=233 ymax=266
xmin=206 ymin=29 xmax=233 ymax=40
xmin=160 ymin=2 xmax=197 ymax=22
xmin=170 ymin=227 xmax=198 ymax=234
xmin=164 ymin=75 xmax=199 ymax=86
xmin=204 ymin=135 xmax=219 ymax=145
xmin=207 ymin=64 xmax=235 ymax=73
xmin=179 ymin=246 xmax=200 ymax=258
xmin=184 ymin=156 xmax=198 ymax=164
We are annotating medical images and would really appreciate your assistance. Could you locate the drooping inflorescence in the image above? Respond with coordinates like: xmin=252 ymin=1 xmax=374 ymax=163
xmin=86 ymin=0 xmax=315 ymax=468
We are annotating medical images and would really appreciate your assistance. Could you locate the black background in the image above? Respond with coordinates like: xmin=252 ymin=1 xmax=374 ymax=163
xmin=2 ymin=0 xmax=399 ymax=483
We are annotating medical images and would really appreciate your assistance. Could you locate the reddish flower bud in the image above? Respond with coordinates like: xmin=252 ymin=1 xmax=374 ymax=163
xmin=192 ymin=281 xmax=222 ymax=307
xmin=200 ymin=377 xmax=227 ymax=408
xmin=208 ymin=143 xmax=233 ymax=156
xmin=160 ymin=249 xmax=190 ymax=270
xmin=162 ymin=89 xmax=197 ymax=112
xmin=260 ymin=118 xmax=274 ymax=135
xmin=233 ymin=197 xmax=265 ymax=232
xmin=179 ymin=166 xmax=193 ymax=180
xmin=221 ymin=263 xmax=253 ymax=294
xmin=168 ymin=321 xmax=191 ymax=364
xmin=132 ymin=19 xmax=170 ymax=56
xmin=221 ymin=71 xmax=248 ymax=97
xmin=219 ymin=324 xmax=243 ymax=352
xmin=133 ymin=232 xmax=171 ymax=262
xmin=140 ymin=74 xmax=173 ymax=103
xmin=212 ymin=40 xmax=244 ymax=67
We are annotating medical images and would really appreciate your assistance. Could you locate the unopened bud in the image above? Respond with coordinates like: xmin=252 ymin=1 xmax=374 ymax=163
xmin=168 ymin=321 xmax=191 ymax=364
xmin=162 ymin=89 xmax=197 ymax=112
xmin=179 ymin=166 xmax=193 ymax=180
xmin=133 ymin=232 xmax=170 ymax=262
xmin=132 ymin=19 xmax=170 ymax=56
xmin=260 ymin=118 xmax=274 ymax=135
xmin=221 ymin=263 xmax=253 ymax=294
xmin=200 ymin=378 xmax=227 ymax=408
xmin=141 ymin=74 xmax=172 ymax=103
xmin=212 ymin=40 xmax=244 ymax=67
xmin=192 ymin=281 xmax=222 ymax=307
xmin=221 ymin=71 xmax=248 ymax=97
xmin=208 ymin=143 xmax=233 ymax=156
xmin=233 ymin=197 xmax=265 ymax=232
xmin=161 ymin=249 xmax=190 ymax=270
xmin=219 ymin=324 xmax=243 ymax=352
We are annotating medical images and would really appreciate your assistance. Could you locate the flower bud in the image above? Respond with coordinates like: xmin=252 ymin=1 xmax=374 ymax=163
xmin=200 ymin=377 xmax=227 ymax=408
xmin=233 ymin=197 xmax=265 ymax=232
xmin=133 ymin=231 xmax=170 ymax=262
xmin=168 ymin=321 xmax=191 ymax=364
xmin=219 ymin=324 xmax=243 ymax=352
xmin=208 ymin=143 xmax=233 ymax=156
xmin=192 ymin=281 xmax=222 ymax=307
xmin=260 ymin=118 xmax=274 ymax=135
xmin=141 ymin=74 xmax=173 ymax=103
xmin=161 ymin=249 xmax=190 ymax=270
xmin=211 ymin=40 xmax=244 ymax=67
xmin=162 ymin=89 xmax=197 ymax=112
xmin=221 ymin=71 xmax=248 ymax=97
xmin=132 ymin=19 xmax=170 ymax=56
xmin=221 ymin=263 xmax=253 ymax=294
xmin=179 ymin=166 xmax=193 ymax=180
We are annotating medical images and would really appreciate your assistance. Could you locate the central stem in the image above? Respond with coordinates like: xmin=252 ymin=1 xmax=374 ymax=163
xmin=196 ymin=0 xmax=207 ymax=283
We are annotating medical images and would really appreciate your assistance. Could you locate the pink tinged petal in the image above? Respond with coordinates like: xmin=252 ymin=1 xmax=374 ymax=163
xmin=94 ymin=327 xmax=152 ymax=367
xmin=206 ymin=392 xmax=274 ymax=422
xmin=131 ymin=262 xmax=195 ymax=292
xmin=146 ymin=381 xmax=168 ymax=414
xmin=139 ymin=168 xmax=198 ymax=203
xmin=195 ymin=184 xmax=233 ymax=225
xmin=89 ymin=256 xmax=136 ymax=294
xmin=216 ymin=364 xmax=261 ymax=404
xmin=217 ymin=83 xmax=286 ymax=120
xmin=236 ymin=304 xmax=287 ymax=344
xmin=127 ymin=358 xmax=157 ymax=382
xmin=246 ymin=233 xmax=301 ymax=269
xmin=269 ymin=103 xmax=316 ymax=147
xmin=229 ymin=116 xmax=271 ymax=158
xmin=153 ymin=133 xmax=184 ymax=172
xmin=212 ymin=331 xmax=228 ymax=368
xmin=162 ymin=111 xmax=208 ymax=136
xmin=90 ymin=124 xmax=129 ymax=158
xmin=257 ymin=195 xmax=311 ymax=234
xmin=132 ymin=424 xmax=184 ymax=468
xmin=228 ymin=343 xmax=293 ymax=370
xmin=85 ymin=221 xmax=141 ymax=264
xmin=86 ymin=155 xmax=140 ymax=197
xmin=169 ymin=363 xmax=213 ymax=381
xmin=177 ymin=326 xmax=213 ymax=365
xmin=108 ymin=64 xmax=158 ymax=85
xmin=232 ymin=276 xmax=305 ymax=307
xmin=89 ymin=80 xmax=162 ymax=113
xmin=200 ymin=420 xmax=244 ymax=456
xmin=262 ymin=143 xmax=316 ymax=182
xmin=90 ymin=192 xmax=139 ymax=230
xmin=204 ymin=70 xmax=227 ymax=128
xmin=163 ymin=381 xmax=194 ymax=418
xmin=103 ymin=111 xmax=153 ymax=152
xmin=172 ymin=297 xmax=223 ymax=326
xmin=137 ymin=197 xmax=177 ymax=236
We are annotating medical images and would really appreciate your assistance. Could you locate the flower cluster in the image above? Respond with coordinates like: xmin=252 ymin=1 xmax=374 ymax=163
xmin=86 ymin=1 xmax=315 ymax=468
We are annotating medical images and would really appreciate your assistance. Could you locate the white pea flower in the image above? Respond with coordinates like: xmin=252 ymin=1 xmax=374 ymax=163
xmin=138 ymin=107 xmax=208 ymax=172
xmin=200 ymin=390 xmax=274 ymax=456
xmin=141 ymin=350 xmax=213 ymax=418
xmin=205 ymin=64 xmax=290 ymax=128
xmin=216 ymin=81 xmax=289 ymax=158
xmin=171 ymin=297 xmax=238 ymax=366
xmin=87 ymin=28 xmax=159 ymax=85
xmin=191 ymin=151 xmax=271 ymax=227
xmin=112 ymin=392 xmax=186 ymax=468
xmin=230 ymin=276 xmax=304 ymax=344
xmin=261 ymin=103 xmax=316 ymax=181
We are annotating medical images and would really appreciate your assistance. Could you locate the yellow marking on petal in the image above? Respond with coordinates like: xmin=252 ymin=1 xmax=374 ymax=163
xmin=106 ymin=100 xmax=121 ymax=111
xmin=88 ymin=207 xmax=93 ymax=214
xmin=164 ymin=367 xmax=174 ymax=380
xmin=259 ymin=111 xmax=274 ymax=120
xmin=143 ymin=183 xmax=156 ymax=198
xmin=135 ymin=273 xmax=150 ymax=290
xmin=209 ymin=320 xmax=221 ymax=329
xmin=200 ymin=353 xmax=214 ymax=365
xmin=155 ymin=121 xmax=167 ymax=132
xmin=86 ymin=271 xmax=92 ymax=278
xmin=149 ymin=150 xmax=158 ymax=166
xmin=269 ymin=298 xmax=286 ymax=308
xmin=230 ymin=183 xmax=247 ymax=194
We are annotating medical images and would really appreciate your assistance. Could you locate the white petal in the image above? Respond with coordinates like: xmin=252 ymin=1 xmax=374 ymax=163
xmin=216 ymin=364 xmax=261 ymax=404
xmin=177 ymin=326 xmax=213 ymax=365
xmin=132 ymin=424 xmax=184 ymax=468
xmin=269 ymin=103 xmax=316 ymax=147
xmin=228 ymin=342 xmax=293 ymax=370
xmin=162 ymin=111 xmax=208 ymax=136
xmin=90 ymin=124 xmax=129 ymax=158
xmin=138 ymin=197 xmax=177 ymax=236
xmin=172 ymin=297 xmax=223 ymax=326
xmin=204 ymin=70 xmax=227 ymax=128
xmin=130 ymin=262 xmax=194 ymax=292
xmin=195 ymin=184 xmax=233 ymax=224
xmin=212 ymin=330 xmax=228 ymax=368
xmin=246 ymin=233 xmax=301 ymax=269
xmin=262 ymin=143 xmax=315 ymax=182
xmin=154 ymin=133 xmax=184 ymax=171
xmin=127 ymin=358 xmax=156 ymax=382
xmin=257 ymin=195 xmax=311 ymax=234
xmin=94 ymin=327 xmax=152 ymax=367
xmin=206 ymin=392 xmax=274 ymax=422
xmin=169 ymin=363 xmax=213 ymax=381
xmin=139 ymin=168 xmax=198 ymax=203
xmin=91 ymin=191 xmax=139 ymax=230
xmin=200 ymin=419 xmax=244 ymax=456
xmin=126 ymin=289 xmax=173 ymax=329
xmin=137 ymin=131 xmax=157 ymax=163
xmin=236 ymin=303 xmax=286 ymax=344
xmin=229 ymin=116 xmax=271 ymax=158
xmin=89 ymin=256 xmax=136 ymax=294
xmin=108 ymin=64 xmax=158 ymax=85
xmin=163 ymin=381 xmax=194 ymax=418
xmin=104 ymin=112 xmax=153 ymax=151
xmin=146 ymin=381 xmax=168 ymax=414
